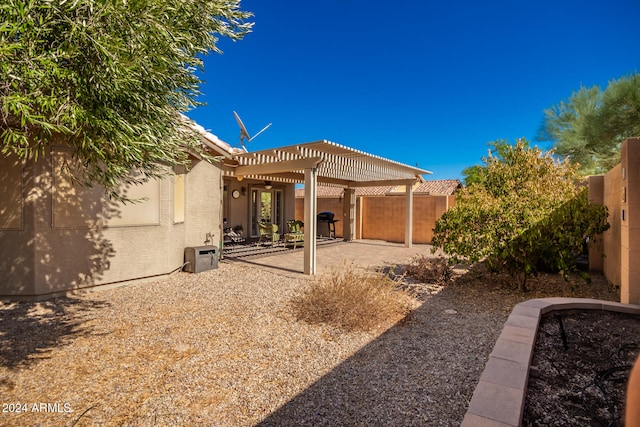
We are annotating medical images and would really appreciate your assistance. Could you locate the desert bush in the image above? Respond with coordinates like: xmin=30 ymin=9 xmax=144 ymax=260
xmin=290 ymin=267 xmax=416 ymax=332
xmin=405 ymin=255 xmax=452 ymax=285
xmin=433 ymin=139 xmax=609 ymax=292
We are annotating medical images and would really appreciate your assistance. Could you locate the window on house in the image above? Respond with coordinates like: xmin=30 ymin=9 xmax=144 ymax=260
xmin=174 ymin=172 xmax=185 ymax=224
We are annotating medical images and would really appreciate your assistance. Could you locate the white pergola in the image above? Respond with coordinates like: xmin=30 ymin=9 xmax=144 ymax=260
xmin=222 ymin=140 xmax=431 ymax=275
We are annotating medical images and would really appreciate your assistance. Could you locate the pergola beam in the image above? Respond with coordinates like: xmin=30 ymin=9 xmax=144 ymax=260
xmin=226 ymin=174 xmax=420 ymax=189
xmin=275 ymin=173 xmax=351 ymax=186
xmin=346 ymin=178 xmax=419 ymax=187
xmin=235 ymin=157 xmax=323 ymax=177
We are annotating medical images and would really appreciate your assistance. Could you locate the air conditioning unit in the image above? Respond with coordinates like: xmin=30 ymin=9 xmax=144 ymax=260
xmin=184 ymin=245 xmax=218 ymax=273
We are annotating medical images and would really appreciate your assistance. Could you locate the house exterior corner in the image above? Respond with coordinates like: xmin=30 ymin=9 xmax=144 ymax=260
xmin=0 ymin=147 xmax=223 ymax=301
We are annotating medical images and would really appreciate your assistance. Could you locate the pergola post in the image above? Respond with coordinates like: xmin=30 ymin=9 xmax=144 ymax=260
xmin=405 ymin=183 xmax=413 ymax=248
xmin=303 ymin=167 xmax=318 ymax=275
xmin=358 ymin=196 xmax=364 ymax=239
xmin=342 ymin=188 xmax=356 ymax=241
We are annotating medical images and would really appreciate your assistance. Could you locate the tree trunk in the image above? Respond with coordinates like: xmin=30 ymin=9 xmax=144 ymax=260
xmin=518 ymin=272 xmax=528 ymax=293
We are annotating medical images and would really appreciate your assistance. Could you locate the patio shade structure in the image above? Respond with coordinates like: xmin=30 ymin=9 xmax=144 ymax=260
xmin=222 ymin=140 xmax=431 ymax=275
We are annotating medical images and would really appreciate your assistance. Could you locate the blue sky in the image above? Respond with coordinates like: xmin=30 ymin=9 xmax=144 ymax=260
xmin=186 ymin=0 xmax=640 ymax=181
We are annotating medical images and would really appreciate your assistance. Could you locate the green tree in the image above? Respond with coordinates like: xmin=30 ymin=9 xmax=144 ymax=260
xmin=461 ymin=139 xmax=529 ymax=186
xmin=1 ymin=0 xmax=252 ymax=197
xmin=539 ymin=73 xmax=640 ymax=175
xmin=461 ymin=164 xmax=485 ymax=187
xmin=432 ymin=139 xmax=609 ymax=292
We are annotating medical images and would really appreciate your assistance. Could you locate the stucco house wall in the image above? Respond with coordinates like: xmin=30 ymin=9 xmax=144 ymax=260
xmin=0 ymin=147 xmax=223 ymax=300
xmin=224 ymin=179 xmax=295 ymax=239
xmin=184 ymin=160 xmax=223 ymax=248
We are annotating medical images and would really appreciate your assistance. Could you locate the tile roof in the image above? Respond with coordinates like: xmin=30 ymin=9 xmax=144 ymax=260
xmin=295 ymin=179 xmax=461 ymax=198
xmin=409 ymin=179 xmax=462 ymax=195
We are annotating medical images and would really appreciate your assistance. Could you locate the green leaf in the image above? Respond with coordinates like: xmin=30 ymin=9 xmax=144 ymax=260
xmin=1 ymin=0 xmax=253 ymax=195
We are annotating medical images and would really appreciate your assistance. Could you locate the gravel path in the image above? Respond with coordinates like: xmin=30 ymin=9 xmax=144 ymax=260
xmin=0 ymin=261 xmax=618 ymax=426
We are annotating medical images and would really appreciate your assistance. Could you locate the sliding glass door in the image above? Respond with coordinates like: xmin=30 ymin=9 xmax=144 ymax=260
xmin=250 ymin=188 xmax=283 ymax=237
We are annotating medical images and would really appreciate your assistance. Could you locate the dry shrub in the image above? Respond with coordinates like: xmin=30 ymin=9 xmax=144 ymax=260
xmin=405 ymin=255 xmax=452 ymax=285
xmin=290 ymin=267 xmax=417 ymax=333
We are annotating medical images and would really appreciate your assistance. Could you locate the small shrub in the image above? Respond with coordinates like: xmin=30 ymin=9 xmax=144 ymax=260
xmin=290 ymin=267 xmax=416 ymax=333
xmin=405 ymin=255 xmax=452 ymax=285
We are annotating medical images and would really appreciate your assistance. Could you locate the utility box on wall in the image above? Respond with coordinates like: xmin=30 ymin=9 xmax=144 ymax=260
xmin=184 ymin=245 xmax=218 ymax=273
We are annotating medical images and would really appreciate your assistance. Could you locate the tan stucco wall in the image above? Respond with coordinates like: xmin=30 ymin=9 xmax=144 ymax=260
xmin=0 ymin=149 xmax=222 ymax=300
xmin=185 ymin=159 xmax=222 ymax=248
xmin=224 ymin=179 xmax=295 ymax=238
xmin=0 ymin=155 xmax=36 ymax=296
xmin=283 ymin=184 xmax=296 ymax=227
xmin=224 ymin=179 xmax=248 ymax=233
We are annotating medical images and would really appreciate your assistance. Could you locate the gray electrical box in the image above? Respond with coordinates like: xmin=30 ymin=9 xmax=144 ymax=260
xmin=184 ymin=245 xmax=218 ymax=273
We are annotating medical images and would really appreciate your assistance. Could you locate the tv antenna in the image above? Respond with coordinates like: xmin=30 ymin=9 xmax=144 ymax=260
xmin=233 ymin=111 xmax=272 ymax=152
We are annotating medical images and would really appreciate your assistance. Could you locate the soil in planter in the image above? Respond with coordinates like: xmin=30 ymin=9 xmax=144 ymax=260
xmin=523 ymin=310 xmax=640 ymax=426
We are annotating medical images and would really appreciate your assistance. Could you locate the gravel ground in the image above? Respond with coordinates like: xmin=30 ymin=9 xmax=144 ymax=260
xmin=0 ymin=261 xmax=619 ymax=426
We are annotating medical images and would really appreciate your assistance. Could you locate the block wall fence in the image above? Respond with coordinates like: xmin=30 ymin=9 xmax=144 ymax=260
xmin=295 ymin=194 xmax=455 ymax=244
xmin=589 ymin=137 xmax=640 ymax=304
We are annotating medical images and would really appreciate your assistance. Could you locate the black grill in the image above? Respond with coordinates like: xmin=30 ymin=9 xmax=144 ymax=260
xmin=317 ymin=211 xmax=338 ymax=239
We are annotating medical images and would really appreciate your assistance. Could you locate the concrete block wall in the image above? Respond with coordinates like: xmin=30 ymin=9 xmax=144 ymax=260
xmin=295 ymin=193 xmax=454 ymax=244
xmin=294 ymin=197 xmax=344 ymax=237
xmin=620 ymin=138 xmax=640 ymax=303
xmin=600 ymin=165 xmax=623 ymax=287
xmin=587 ymin=175 xmax=605 ymax=272
xmin=360 ymin=195 xmax=451 ymax=243
xmin=590 ymin=137 xmax=640 ymax=304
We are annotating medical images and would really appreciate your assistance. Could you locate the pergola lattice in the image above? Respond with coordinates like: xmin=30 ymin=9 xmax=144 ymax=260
xmin=223 ymin=140 xmax=429 ymax=187
xmin=221 ymin=140 xmax=431 ymax=274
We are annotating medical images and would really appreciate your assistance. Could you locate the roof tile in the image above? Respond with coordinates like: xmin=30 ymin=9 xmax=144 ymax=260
xmin=295 ymin=179 xmax=461 ymax=198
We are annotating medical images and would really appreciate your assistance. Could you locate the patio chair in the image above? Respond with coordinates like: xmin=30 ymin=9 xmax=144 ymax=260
xmin=284 ymin=220 xmax=304 ymax=249
xmin=258 ymin=221 xmax=280 ymax=245
xmin=224 ymin=227 xmax=246 ymax=245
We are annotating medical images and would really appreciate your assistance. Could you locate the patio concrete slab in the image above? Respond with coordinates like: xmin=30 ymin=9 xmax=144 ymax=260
xmin=223 ymin=240 xmax=433 ymax=278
